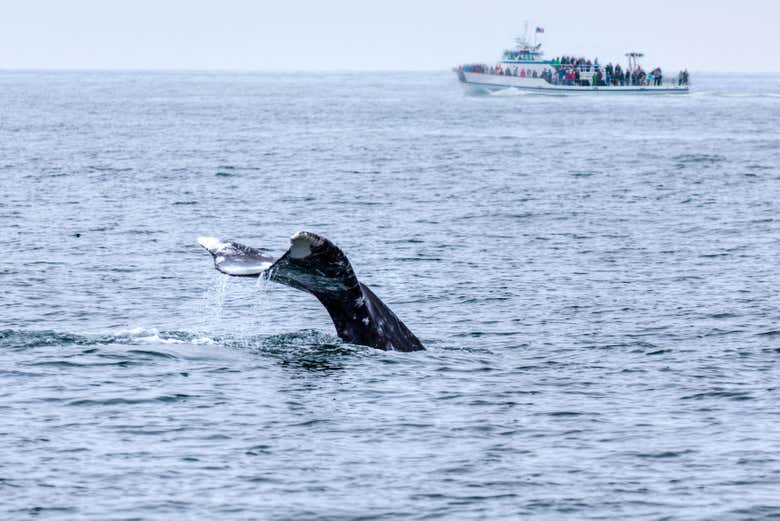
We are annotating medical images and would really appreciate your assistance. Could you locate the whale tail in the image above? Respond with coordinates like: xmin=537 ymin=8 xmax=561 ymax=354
xmin=197 ymin=232 xmax=424 ymax=352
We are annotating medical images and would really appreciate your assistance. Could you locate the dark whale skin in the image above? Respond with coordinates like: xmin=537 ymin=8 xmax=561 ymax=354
xmin=198 ymin=232 xmax=424 ymax=352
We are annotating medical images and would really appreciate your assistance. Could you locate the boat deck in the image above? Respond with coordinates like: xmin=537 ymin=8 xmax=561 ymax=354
xmin=459 ymin=71 xmax=689 ymax=94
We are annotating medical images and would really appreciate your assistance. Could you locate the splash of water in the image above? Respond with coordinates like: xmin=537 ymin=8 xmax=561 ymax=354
xmin=224 ymin=271 xmax=274 ymax=349
xmin=191 ymin=269 xmax=280 ymax=347
xmin=193 ymin=272 xmax=229 ymax=334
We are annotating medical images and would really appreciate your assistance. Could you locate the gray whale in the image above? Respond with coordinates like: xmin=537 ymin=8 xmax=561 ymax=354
xmin=197 ymin=232 xmax=424 ymax=352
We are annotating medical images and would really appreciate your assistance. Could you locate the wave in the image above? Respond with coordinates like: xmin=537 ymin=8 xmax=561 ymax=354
xmin=0 ymin=327 xmax=214 ymax=350
xmin=0 ymin=327 xmax=367 ymax=373
xmin=672 ymin=153 xmax=726 ymax=165
xmin=699 ymin=91 xmax=780 ymax=99
xmin=0 ymin=326 xmax=354 ymax=356
xmin=114 ymin=327 xmax=214 ymax=345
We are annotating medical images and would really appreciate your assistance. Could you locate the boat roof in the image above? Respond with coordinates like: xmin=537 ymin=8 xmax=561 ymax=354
xmin=503 ymin=36 xmax=544 ymax=60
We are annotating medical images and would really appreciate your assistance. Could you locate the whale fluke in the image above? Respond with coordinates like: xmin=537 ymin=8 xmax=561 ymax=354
xmin=197 ymin=232 xmax=424 ymax=352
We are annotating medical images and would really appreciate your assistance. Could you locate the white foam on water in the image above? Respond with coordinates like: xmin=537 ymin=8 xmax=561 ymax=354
xmin=118 ymin=326 xmax=150 ymax=336
xmin=489 ymin=87 xmax=523 ymax=97
xmin=136 ymin=332 xmax=214 ymax=345
xmin=110 ymin=327 xmax=215 ymax=345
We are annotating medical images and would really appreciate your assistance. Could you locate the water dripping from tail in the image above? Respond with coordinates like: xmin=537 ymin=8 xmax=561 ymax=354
xmin=235 ymin=270 xmax=276 ymax=349
xmin=194 ymin=272 xmax=229 ymax=334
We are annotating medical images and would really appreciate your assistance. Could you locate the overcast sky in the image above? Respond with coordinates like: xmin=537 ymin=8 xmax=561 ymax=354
xmin=1 ymin=0 xmax=777 ymax=72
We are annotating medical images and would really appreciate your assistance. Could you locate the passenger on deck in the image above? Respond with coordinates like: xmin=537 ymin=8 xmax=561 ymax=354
xmin=654 ymin=68 xmax=663 ymax=86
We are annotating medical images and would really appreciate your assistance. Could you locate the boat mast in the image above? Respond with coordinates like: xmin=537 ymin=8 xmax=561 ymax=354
xmin=626 ymin=52 xmax=643 ymax=73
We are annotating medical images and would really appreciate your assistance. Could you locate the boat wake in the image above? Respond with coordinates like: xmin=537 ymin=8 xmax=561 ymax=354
xmin=489 ymin=87 xmax=534 ymax=97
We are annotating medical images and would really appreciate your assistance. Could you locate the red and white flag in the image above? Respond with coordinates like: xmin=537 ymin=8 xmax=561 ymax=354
xmin=535 ymin=27 xmax=544 ymax=33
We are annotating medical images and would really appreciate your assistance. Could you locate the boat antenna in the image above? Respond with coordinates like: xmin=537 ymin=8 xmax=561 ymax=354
xmin=625 ymin=51 xmax=644 ymax=73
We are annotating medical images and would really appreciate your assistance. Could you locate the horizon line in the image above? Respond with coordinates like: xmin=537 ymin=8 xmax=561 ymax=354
xmin=1 ymin=67 xmax=777 ymax=75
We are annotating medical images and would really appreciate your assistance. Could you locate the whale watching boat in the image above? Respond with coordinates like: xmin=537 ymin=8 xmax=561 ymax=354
xmin=455 ymin=27 xmax=689 ymax=95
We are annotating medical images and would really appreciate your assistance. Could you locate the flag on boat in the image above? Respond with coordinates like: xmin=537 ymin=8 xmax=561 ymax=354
xmin=535 ymin=27 xmax=544 ymax=33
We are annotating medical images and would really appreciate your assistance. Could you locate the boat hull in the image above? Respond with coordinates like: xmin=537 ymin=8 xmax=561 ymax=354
xmin=458 ymin=71 xmax=689 ymax=94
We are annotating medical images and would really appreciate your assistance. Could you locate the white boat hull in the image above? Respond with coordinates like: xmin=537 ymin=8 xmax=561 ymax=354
xmin=458 ymin=71 xmax=689 ymax=94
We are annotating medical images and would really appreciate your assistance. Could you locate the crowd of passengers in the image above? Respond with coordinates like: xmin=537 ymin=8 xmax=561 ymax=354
xmin=460 ymin=56 xmax=688 ymax=87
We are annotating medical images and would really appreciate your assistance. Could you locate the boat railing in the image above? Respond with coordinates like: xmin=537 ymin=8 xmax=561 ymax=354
xmin=458 ymin=64 xmax=685 ymax=88
xmin=552 ymin=63 xmax=613 ymax=73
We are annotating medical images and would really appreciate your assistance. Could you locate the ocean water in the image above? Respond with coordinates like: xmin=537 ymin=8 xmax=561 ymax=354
xmin=1 ymin=71 xmax=779 ymax=520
